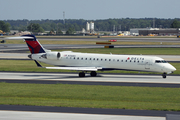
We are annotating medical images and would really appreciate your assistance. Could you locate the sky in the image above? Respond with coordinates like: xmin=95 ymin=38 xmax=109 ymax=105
xmin=0 ymin=0 xmax=180 ymax=20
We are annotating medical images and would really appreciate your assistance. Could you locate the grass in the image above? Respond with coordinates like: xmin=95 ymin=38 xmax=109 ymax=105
xmin=0 ymin=83 xmax=180 ymax=111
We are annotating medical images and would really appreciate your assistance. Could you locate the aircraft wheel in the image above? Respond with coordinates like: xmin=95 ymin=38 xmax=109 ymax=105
xmin=79 ymin=72 xmax=85 ymax=77
xmin=90 ymin=71 xmax=97 ymax=77
xmin=162 ymin=73 xmax=166 ymax=79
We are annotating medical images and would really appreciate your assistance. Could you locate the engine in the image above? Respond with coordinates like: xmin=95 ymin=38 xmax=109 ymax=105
xmin=41 ymin=52 xmax=61 ymax=60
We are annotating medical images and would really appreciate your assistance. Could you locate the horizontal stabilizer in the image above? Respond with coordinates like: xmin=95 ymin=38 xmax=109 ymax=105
xmin=4 ymin=36 xmax=34 ymax=40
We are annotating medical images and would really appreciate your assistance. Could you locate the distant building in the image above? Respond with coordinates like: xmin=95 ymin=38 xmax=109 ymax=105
xmin=130 ymin=28 xmax=180 ymax=36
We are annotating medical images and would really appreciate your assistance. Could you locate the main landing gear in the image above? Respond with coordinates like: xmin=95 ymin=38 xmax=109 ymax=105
xmin=79 ymin=71 xmax=97 ymax=77
xmin=162 ymin=73 xmax=167 ymax=79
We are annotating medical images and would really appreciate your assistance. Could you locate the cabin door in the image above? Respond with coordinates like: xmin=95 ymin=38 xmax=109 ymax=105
xmin=145 ymin=60 xmax=150 ymax=69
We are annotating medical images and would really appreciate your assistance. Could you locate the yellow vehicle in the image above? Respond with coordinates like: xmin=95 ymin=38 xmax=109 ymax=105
xmin=117 ymin=33 xmax=124 ymax=36
xmin=148 ymin=34 xmax=155 ymax=36
xmin=0 ymin=30 xmax=5 ymax=35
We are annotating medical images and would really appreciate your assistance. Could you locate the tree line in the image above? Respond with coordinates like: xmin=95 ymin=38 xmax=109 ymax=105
xmin=1 ymin=18 xmax=180 ymax=33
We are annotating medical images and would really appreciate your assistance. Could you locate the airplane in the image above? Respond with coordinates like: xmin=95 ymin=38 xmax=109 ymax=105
xmin=6 ymin=34 xmax=176 ymax=78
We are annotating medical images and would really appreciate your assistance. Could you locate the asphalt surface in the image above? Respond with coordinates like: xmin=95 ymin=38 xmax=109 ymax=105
xmin=1 ymin=77 xmax=180 ymax=88
xmin=1 ymin=44 xmax=180 ymax=53
xmin=0 ymin=105 xmax=179 ymax=117
xmin=0 ymin=111 xmax=165 ymax=120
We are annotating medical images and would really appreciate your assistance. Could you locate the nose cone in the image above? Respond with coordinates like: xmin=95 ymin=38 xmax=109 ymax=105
xmin=166 ymin=64 xmax=176 ymax=74
xmin=171 ymin=66 xmax=176 ymax=71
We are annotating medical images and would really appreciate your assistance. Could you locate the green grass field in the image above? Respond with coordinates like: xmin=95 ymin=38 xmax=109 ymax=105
xmin=0 ymin=83 xmax=180 ymax=111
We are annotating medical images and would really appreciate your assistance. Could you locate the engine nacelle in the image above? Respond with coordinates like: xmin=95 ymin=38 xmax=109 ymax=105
xmin=41 ymin=52 xmax=61 ymax=60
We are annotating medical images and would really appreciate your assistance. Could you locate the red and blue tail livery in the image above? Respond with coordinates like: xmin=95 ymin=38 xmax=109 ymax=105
xmin=22 ymin=35 xmax=45 ymax=54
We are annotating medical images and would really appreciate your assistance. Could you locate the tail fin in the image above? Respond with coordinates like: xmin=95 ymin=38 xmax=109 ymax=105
xmin=22 ymin=35 xmax=46 ymax=54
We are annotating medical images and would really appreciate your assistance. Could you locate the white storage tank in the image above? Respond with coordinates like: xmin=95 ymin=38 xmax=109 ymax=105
xmin=86 ymin=22 xmax=90 ymax=31
xmin=90 ymin=22 xmax=94 ymax=31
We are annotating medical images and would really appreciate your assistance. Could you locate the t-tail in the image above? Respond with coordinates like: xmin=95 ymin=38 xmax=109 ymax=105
xmin=22 ymin=34 xmax=49 ymax=54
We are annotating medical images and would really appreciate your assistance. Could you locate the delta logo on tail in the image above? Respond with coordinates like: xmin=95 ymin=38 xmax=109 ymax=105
xmin=22 ymin=35 xmax=45 ymax=54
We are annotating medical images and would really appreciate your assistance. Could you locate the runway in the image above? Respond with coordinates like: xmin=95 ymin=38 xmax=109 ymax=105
xmin=0 ymin=72 xmax=180 ymax=86
xmin=0 ymin=110 xmax=165 ymax=120
xmin=1 ymin=44 xmax=180 ymax=53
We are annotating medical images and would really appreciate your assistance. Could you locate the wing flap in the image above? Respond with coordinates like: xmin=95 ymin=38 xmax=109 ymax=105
xmin=34 ymin=60 xmax=102 ymax=71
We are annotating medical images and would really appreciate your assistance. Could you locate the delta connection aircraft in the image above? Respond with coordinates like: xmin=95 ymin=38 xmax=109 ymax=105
xmin=6 ymin=34 xmax=176 ymax=78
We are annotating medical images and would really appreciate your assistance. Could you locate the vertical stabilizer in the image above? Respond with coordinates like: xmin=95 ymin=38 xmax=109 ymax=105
xmin=22 ymin=35 xmax=46 ymax=54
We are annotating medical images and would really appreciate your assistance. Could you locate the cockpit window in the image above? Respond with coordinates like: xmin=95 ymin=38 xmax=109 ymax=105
xmin=155 ymin=60 xmax=167 ymax=63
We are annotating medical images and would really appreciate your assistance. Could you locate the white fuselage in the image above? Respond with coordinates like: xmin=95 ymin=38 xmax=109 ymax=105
xmin=31 ymin=51 xmax=176 ymax=74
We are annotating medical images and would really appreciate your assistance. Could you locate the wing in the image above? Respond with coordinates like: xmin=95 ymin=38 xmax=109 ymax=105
xmin=34 ymin=60 xmax=102 ymax=71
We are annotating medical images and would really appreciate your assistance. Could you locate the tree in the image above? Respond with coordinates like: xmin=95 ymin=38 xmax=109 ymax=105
xmin=57 ymin=28 xmax=63 ymax=34
xmin=27 ymin=23 xmax=44 ymax=33
xmin=170 ymin=20 xmax=180 ymax=28
xmin=66 ymin=28 xmax=75 ymax=34
xmin=49 ymin=29 xmax=55 ymax=34
xmin=0 ymin=21 xmax=10 ymax=32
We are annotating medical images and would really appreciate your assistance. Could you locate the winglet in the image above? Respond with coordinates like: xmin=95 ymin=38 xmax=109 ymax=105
xmin=34 ymin=60 xmax=42 ymax=67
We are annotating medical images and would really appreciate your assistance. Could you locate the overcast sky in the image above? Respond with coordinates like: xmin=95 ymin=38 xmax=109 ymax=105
xmin=0 ymin=0 xmax=180 ymax=20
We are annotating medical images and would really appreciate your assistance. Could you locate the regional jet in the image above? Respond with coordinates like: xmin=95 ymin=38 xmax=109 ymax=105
xmin=6 ymin=35 xmax=176 ymax=78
